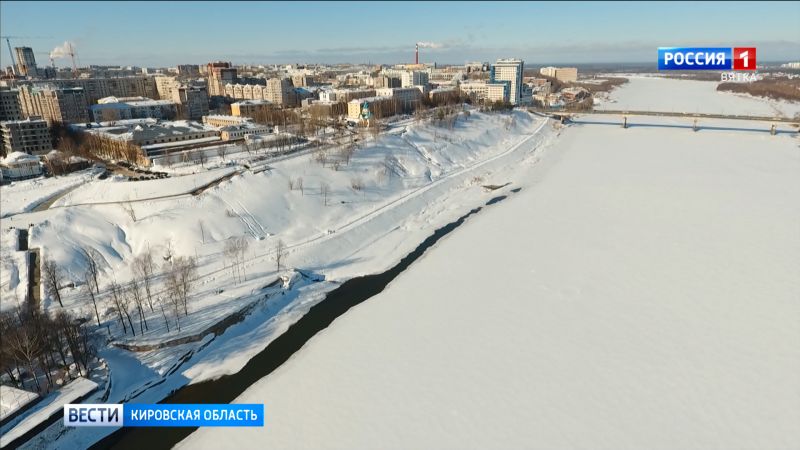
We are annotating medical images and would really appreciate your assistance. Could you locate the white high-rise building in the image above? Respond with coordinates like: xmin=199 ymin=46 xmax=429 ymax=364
xmin=491 ymin=58 xmax=524 ymax=105
xmin=401 ymin=71 xmax=429 ymax=88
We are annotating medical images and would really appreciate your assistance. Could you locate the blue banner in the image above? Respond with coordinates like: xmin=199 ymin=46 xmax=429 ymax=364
xmin=123 ymin=404 xmax=264 ymax=427
xmin=658 ymin=47 xmax=732 ymax=70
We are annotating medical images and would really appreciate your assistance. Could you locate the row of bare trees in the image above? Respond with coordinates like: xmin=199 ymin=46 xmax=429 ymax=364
xmin=0 ymin=307 xmax=94 ymax=393
xmin=43 ymin=243 xmax=198 ymax=338
xmin=53 ymin=123 xmax=148 ymax=166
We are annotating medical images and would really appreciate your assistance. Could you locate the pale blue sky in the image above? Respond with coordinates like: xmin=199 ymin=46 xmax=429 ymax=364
xmin=1 ymin=1 xmax=798 ymax=67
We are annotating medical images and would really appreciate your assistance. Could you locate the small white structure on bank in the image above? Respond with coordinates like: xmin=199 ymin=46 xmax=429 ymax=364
xmin=0 ymin=151 xmax=42 ymax=183
xmin=0 ymin=384 xmax=40 ymax=422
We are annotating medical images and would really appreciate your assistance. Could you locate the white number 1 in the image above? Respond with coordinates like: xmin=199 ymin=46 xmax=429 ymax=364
xmin=741 ymin=51 xmax=749 ymax=68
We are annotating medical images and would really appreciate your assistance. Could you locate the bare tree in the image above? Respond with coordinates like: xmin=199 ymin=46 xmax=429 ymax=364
xmin=275 ymin=239 xmax=287 ymax=273
xmin=5 ymin=321 xmax=44 ymax=391
xmin=83 ymin=271 xmax=101 ymax=327
xmin=80 ymin=247 xmax=101 ymax=294
xmin=235 ymin=237 xmax=247 ymax=281
xmin=197 ymin=151 xmax=208 ymax=168
xmin=321 ymin=182 xmax=331 ymax=206
xmin=129 ymin=277 xmax=148 ymax=334
xmin=157 ymin=296 xmax=171 ymax=332
xmin=166 ymin=256 xmax=198 ymax=316
xmin=198 ymin=220 xmax=206 ymax=244
xmin=350 ymin=177 xmax=364 ymax=191
xmin=163 ymin=239 xmax=174 ymax=263
xmin=133 ymin=249 xmax=156 ymax=311
xmin=42 ymin=258 xmax=64 ymax=307
xmin=217 ymin=146 xmax=228 ymax=161
xmin=109 ymin=280 xmax=134 ymax=336
xmin=297 ymin=176 xmax=304 ymax=196
xmin=341 ymin=144 xmax=356 ymax=165
xmin=224 ymin=239 xmax=242 ymax=284
xmin=288 ymin=178 xmax=295 ymax=191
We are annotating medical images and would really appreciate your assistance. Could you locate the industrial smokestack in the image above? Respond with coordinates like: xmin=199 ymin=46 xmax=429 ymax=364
xmin=415 ymin=43 xmax=419 ymax=65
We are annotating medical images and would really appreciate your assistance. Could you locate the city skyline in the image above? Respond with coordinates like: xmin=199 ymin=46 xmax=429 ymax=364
xmin=1 ymin=1 xmax=799 ymax=67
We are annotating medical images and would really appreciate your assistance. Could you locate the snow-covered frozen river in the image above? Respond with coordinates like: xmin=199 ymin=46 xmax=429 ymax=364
xmin=177 ymin=93 xmax=800 ymax=448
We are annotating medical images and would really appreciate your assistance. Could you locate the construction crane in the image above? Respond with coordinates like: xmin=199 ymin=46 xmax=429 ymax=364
xmin=0 ymin=35 xmax=52 ymax=74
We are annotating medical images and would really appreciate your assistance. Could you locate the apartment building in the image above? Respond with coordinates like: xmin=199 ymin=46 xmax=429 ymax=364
xmin=491 ymin=59 xmax=524 ymax=105
xmin=458 ymin=81 xmax=509 ymax=104
xmin=155 ymin=76 xmax=180 ymax=100
xmin=347 ymin=96 xmax=397 ymax=120
xmin=18 ymin=85 xmax=90 ymax=124
xmin=176 ymin=64 xmax=201 ymax=77
xmin=265 ymin=78 xmax=297 ymax=107
xmin=319 ymin=88 xmax=376 ymax=103
xmin=0 ymin=87 xmax=23 ymax=121
xmin=231 ymin=100 xmax=275 ymax=120
xmin=172 ymin=84 xmax=209 ymax=120
xmin=207 ymin=62 xmax=237 ymax=96
xmin=0 ymin=117 xmax=52 ymax=156
xmin=401 ymin=71 xmax=429 ymax=88
xmin=539 ymin=66 xmax=578 ymax=83
xmin=15 ymin=47 xmax=38 ymax=77
xmin=375 ymin=86 xmax=422 ymax=110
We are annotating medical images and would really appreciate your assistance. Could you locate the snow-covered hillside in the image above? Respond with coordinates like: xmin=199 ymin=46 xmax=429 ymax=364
xmin=179 ymin=113 xmax=800 ymax=447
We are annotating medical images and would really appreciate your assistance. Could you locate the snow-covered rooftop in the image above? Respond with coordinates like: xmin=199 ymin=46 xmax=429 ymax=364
xmin=0 ymin=385 xmax=39 ymax=421
xmin=2 ymin=152 xmax=40 ymax=164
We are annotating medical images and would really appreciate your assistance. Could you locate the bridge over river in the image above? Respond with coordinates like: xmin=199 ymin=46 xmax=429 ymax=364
xmin=530 ymin=108 xmax=800 ymax=134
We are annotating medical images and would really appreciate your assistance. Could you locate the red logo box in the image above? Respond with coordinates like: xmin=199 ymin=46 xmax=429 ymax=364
xmin=733 ymin=47 xmax=756 ymax=71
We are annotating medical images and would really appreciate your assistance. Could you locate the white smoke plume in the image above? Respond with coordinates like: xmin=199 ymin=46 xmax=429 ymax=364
xmin=416 ymin=41 xmax=443 ymax=49
xmin=50 ymin=41 xmax=76 ymax=59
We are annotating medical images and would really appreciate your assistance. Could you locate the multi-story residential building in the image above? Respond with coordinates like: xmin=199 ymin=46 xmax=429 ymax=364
xmin=319 ymin=88 xmax=376 ymax=103
xmin=18 ymin=85 xmax=89 ymax=124
xmin=155 ymin=76 xmax=180 ymax=100
xmin=306 ymin=101 xmax=347 ymax=120
xmin=15 ymin=47 xmax=38 ymax=77
xmin=13 ymin=77 xmax=158 ymax=104
xmin=265 ymin=78 xmax=297 ymax=107
xmin=172 ymin=84 xmax=209 ymax=120
xmin=346 ymin=96 xmax=398 ymax=120
xmin=291 ymin=74 xmax=318 ymax=87
xmin=231 ymin=100 xmax=275 ymax=121
xmin=539 ymin=66 xmax=578 ymax=83
xmin=458 ymin=81 xmax=510 ymax=104
xmin=375 ymin=87 xmax=422 ymax=108
xmin=176 ymin=64 xmax=201 ymax=77
xmin=401 ymin=71 xmax=430 ymax=88
xmin=374 ymin=75 xmax=402 ymax=89
xmin=0 ymin=87 xmax=23 ymax=121
xmin=207 ymin=62 xmax=237 ymax=97
xmin=0 ymin=116 xmax=52 ymax=156
xmin=491 ymin=58 xmax=524 ymax=105
xmin=90 ymin=97 xmax=178 ymax=122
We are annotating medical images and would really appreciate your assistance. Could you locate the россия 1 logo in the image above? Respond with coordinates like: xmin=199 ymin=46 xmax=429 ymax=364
xmin=658 ymin=47 xmax=756 ymax=71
